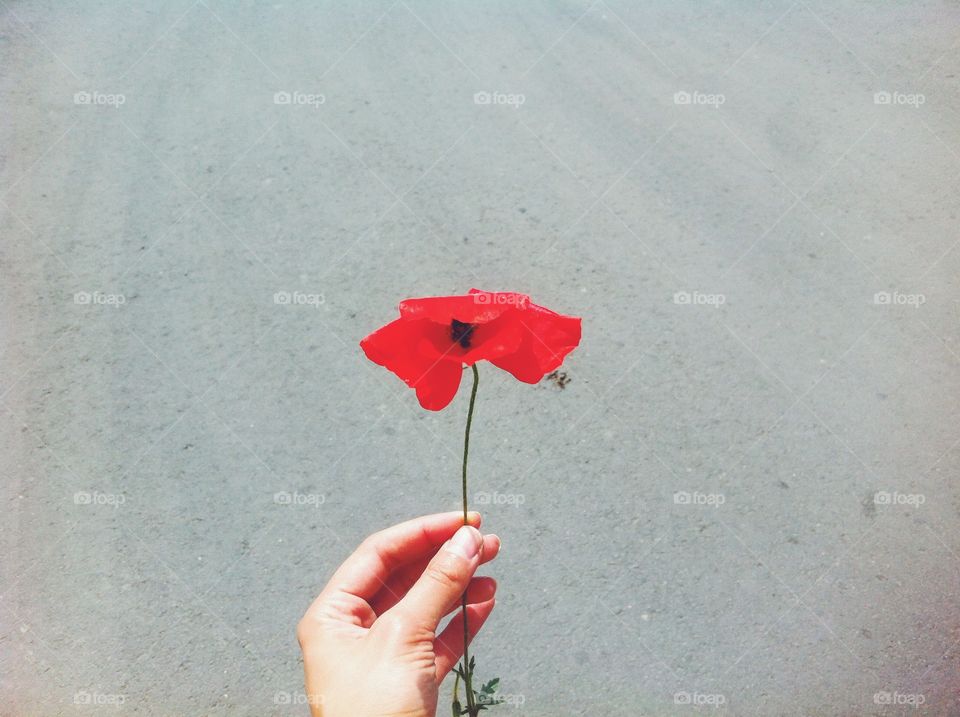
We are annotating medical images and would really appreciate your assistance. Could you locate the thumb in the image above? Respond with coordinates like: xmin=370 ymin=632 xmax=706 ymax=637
xmin=392 ymin=525 xmax=483 ymax=631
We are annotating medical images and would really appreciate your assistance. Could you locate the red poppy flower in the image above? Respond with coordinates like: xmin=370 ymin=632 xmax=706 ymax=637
xmin=361 ymin=289 xmax=582 ymax=410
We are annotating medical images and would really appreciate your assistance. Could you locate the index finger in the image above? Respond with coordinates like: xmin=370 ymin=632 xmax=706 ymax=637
xmin=319 ymin=511 xmax=482 ymax=603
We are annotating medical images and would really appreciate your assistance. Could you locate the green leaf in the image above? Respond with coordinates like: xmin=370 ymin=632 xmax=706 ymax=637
xmin=480 ymin=677 xmax=500 ymax=694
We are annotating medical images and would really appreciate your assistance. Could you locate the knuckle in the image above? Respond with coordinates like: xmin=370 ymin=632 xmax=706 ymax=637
xmin=372 ymin=611 xmax=407 ymax=640
xmin=296 ymin=613 xmax=327 ymax=647
xmin=296 ymin=617 xmax=312 ymax=646
xmin=358 ymin=533 xmax=399 ymax=571
xmin=425 ymin=553 xmax=466 ymax=590
xmin=357 ymin=534 xmax=378 ymax=556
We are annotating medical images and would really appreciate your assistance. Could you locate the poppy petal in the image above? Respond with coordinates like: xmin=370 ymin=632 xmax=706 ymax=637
xmin=362 ymin=291 xmax=581 ymax=409
xmin=400 ymin=292 xmax=526 ymax=324
xmin=415 ymin=312 xmax=524 ymax=365
xmin=489 ymin=305 xmax=582 ymax=383
xmin=360 ymin=318 xmax=466 ymax=411
xmin=413 ymin=358 xmax=463 ymax=411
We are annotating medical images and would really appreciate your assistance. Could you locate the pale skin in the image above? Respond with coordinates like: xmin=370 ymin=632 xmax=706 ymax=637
xmin=297 ymin=512 xmax=501 ymax=717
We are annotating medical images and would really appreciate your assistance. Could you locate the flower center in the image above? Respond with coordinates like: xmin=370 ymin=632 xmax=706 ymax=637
xmin=450 ymin=319 xmax=475 ymax=349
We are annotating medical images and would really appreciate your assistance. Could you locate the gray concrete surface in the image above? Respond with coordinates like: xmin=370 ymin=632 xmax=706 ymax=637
xmin=3 ymin=1 xmax=960 ymax=715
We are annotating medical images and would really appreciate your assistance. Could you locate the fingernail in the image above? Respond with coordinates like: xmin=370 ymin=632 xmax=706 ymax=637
xmin=447 ymin=526 xmax=482 ymax=560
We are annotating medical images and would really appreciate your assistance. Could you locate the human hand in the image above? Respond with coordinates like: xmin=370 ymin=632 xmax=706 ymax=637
xmin=297 ymin=512 xmax=500 ymax=717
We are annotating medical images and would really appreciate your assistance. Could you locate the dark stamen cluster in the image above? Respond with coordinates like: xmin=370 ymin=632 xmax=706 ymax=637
xmin=450 ymin=319 xmax=475 ymax=348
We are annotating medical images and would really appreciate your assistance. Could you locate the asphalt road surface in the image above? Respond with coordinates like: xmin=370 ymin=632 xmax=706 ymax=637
xmin=3 ymin=2 xmax=960 ymax=715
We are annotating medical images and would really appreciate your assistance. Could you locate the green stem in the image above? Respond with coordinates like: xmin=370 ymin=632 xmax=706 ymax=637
xmin=459 ymin=364 xmax=480 ymax=715
xmin=451 ymin=670 xmax=462 ymax=717
xmin=462 ymin=363 xmax=479 ymax=521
